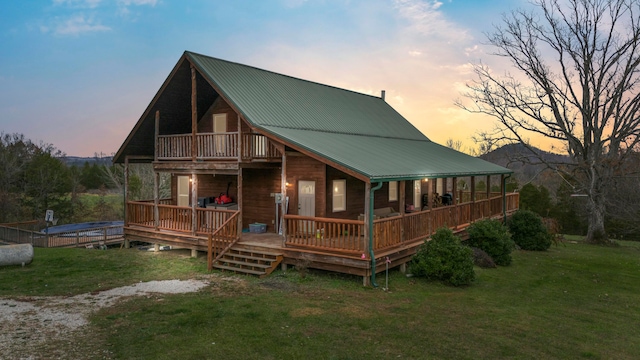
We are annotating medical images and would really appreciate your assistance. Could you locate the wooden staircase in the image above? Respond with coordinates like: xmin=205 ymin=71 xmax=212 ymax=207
xmin=212 ymin=247 xmax=283 ymax=278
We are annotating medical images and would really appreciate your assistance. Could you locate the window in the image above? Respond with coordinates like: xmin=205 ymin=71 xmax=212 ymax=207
xmin=414 ymin=180 xmax=421 ymax=210
xmin=332 ymin=179 xmax=346 ymax=212
xmin=389 ymin=181 xmax=398 ymax=202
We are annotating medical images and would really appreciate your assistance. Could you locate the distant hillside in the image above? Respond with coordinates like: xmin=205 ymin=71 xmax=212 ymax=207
xmin=480 ymin=143 xmax=571 ymax=194
xmin=62 ymin=156 xmax=113 ymax=167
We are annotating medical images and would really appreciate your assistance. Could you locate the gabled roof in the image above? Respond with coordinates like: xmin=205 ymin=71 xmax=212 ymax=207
xmin=115 ymin=51 xmax=511 ymax=181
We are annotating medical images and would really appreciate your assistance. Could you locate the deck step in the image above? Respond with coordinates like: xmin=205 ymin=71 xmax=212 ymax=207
xmin=213 ymin=247 xmax=283 ymax=278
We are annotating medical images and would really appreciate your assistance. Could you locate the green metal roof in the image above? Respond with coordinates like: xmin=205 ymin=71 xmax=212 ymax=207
xmin=115 ymin=51 xmax=511 ymax=179
xmin=187 ymin=52 xmax=426 ymax=140
xmin=186 ymin=51 xmax=511 ymax=180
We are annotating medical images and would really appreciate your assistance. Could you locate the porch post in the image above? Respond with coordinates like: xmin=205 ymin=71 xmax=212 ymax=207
xmin=190 ymin=64 xmax=197 ymax=162
xmin=500 ymin=174 xmax=505 ymax=215
xmin=280 ymin=153 xmax=287 ymax=240
xmin=399 ymin=180 xmax=405 ymax=214
xmin=238 ymin=167 xmax=243 ymax=235
xmin=191 ymin=173 xmax=197 ymax=235
xmin=363 ymin=182 xmax=371 ymax=287
xmin=154 ymin=171 xmax=159 ymax=231
xmin=154 ymin=110 xmax=159 ymax=162
xmin=470 ymin=176 xmax=476 ymax=223
xmin=123 ymin=156 xmax=130 ymax=249
xmin=237 ymin=114 xmax=242 ymax=162
xmin=427 ymin=179 xmax=434 ymax=210
xmin=486 ymin=175 xmax=491 ymax=200
xmin=452 ymin=177 xmax=458 ymax=229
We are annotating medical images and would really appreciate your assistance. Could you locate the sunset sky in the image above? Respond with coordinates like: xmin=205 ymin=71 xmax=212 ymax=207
xmin=0 ymin=0 xmax=528 ymax=157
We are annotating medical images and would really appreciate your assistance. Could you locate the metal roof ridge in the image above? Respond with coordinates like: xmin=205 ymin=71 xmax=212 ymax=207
xmin=185 ymin=51 xmax=387 ymax=101
xmin=259 ymin=124 xmax=433 ymax=142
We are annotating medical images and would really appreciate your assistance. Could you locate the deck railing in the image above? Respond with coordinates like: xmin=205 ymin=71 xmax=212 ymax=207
xmin=127 ymin=201 xmax=237 ymax=235
xmin=195 ymin=208 xmax=237 ymax=235
xmin=127 ymin=193 xmax=519 ymax=255
xmin=371 ymin=192 xmax=520 ymax=251
xmin=156 ymin=132 xmax=280 ymax=161
xmin=127 ymin=201 xmax=155 ymax=228
xmin=158 ymin=204 xmax=193 ymax=232
xmin=207 ymin=211 xmax=241 ymax=271
xmin=285 ymin=215 xmax=364 ymax=254
xmin=197 ymin=132 xmax=238 ymax=159
xmin=241 ymin=134 xmax=280 ymax=160
xmin=157 ymin=134 xmax=192 ymax=160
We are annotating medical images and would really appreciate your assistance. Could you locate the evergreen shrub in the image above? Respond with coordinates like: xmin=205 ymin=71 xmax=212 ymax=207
xmin=409 ymin=227 xmax=475 ymax=286
xmin=466 ymin=219 xmax=514 ymax=266
xmin=508 ymin=210 xmax=553 ymax=251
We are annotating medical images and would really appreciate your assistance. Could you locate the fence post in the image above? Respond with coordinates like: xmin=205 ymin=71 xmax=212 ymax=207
xmin=207 ymin=233 xmax=213 ymax=272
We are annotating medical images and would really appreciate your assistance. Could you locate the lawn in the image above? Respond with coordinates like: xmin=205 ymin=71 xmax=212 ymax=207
xmin=1 ymin=239 xmax=639 ymax=359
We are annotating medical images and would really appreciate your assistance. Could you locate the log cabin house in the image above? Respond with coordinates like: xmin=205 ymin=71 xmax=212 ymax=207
xmin=114 ymin=51 xmax=519 ymax=286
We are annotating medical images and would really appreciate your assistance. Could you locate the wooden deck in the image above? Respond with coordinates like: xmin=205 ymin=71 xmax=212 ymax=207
xmin=124 ymin=192 xmax=519 ymax=281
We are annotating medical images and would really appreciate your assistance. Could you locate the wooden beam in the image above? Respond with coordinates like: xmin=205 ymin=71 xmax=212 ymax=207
xmin=452 ymin=177 xmax=458 ymax=229
xmin=191 ymin=174 xmax=197 ymax=235
xmin=486 ymin=175 xmax=491 ymax=200
xmin=124 ymin=157 xmax=129 ymax=227
xmin=280 ymin=152 xmax=287 ymax=242
xmin=191 ymin=64 xmax=197 ymax=162
xmin=238 ymin=168 xmax=243 ymax=234
xmin=153 ymin=162 xmax=239 ymax=172
xmin=363 ymin=182 xmax=371 ymax=257
xmin=399 ymin=180 xmax=405 ymax=214
xmin=471 ymin=176 xmax=476 ymax=223
xmin=154 ymin=171 xmax=159 ymax=231
xmin=237 ymin=114 xmax=242 ymax=162
xmin=154 ymin=111 xmax=159 ymax=162
xmin=428 ymin=179 xmax=434 ymax=210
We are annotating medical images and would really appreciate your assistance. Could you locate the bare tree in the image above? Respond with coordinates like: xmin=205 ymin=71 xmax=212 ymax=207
xmin=458 ymin=0 xmax=640 ymax=244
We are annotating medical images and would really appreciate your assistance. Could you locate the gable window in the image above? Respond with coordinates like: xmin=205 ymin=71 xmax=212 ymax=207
xmin=389 ymin=181 xmax=398 ymax=202
xmin=332 ymin=179 xmax=346 ymax=212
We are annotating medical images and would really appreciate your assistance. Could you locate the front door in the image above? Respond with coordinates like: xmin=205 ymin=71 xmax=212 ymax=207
xmin=177 ymin=176 xmax=190 ymax=207
xmin=298 ymin=180 xmax=315 ymax=217
xmin=213 ymin=114 xmax=227 ymax=155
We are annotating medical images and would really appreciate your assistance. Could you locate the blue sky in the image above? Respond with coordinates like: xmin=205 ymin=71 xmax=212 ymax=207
xmin=0 ymin=0 xmax=526 ymax=156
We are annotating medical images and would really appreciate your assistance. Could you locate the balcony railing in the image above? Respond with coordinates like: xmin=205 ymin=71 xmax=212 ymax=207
xmin=156 ymin=132 xmax=280 ymax=161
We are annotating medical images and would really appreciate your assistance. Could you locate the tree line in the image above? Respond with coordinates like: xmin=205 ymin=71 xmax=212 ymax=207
xmin=0 ymin=133 xmax=124 ymax=224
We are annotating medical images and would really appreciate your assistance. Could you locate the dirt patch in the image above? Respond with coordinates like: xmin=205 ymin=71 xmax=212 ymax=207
xmin=291 ymin=307 xmax=325 ymax=317
xmin=0 ymin=279 xmax=212 ymax=360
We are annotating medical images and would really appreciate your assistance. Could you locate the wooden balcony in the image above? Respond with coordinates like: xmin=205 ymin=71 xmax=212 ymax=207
xmin=156 ymin=132 xmax=281 ymax=161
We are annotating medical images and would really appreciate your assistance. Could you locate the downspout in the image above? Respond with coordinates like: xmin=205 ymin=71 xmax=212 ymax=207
xmin=369 ymin=181 xmax=384 ymax=287
xmin=503 ymin=174 xmax=512 ymax=223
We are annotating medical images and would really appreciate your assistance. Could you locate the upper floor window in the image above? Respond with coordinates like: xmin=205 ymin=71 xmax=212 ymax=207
xmin=333 ymin=179 xmax=346 ymax=212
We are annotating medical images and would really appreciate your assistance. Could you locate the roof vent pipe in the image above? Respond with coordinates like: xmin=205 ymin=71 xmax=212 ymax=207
xmin=381 ymin=90 xmax=385 ymax=100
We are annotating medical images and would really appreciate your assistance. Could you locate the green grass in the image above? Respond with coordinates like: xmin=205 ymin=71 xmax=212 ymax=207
xmin=1 ymin=240 xmax=639 ymax=359
xmin=0 ymin=248 xmax=206 ymax=296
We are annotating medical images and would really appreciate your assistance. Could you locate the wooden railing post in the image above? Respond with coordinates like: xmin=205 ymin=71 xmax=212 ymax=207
xmin=190 ymin=64 xmax=197 ymax=162
xmin=208 ymin=234 xmax=213 ymax=272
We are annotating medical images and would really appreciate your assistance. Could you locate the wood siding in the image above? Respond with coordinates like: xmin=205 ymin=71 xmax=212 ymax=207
xmin=285 ymin=153 xmax=326 ymax=218
xmin=197 ymin=174 xmax=237 ymax=202
xmin=242 ymin=168 xmax=281 ymax=232
xmin=325 ymin=167 xmax=402 ymax=220
xmin=196 ymin=97 xmax=239 ymax=133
